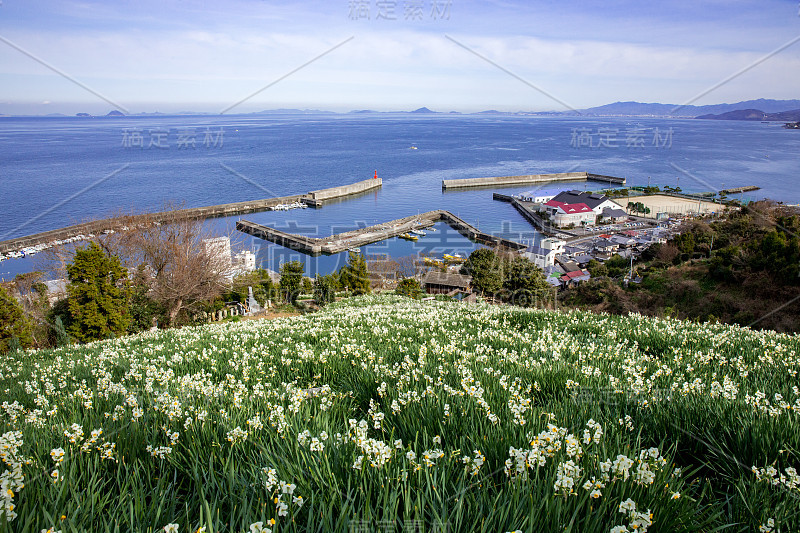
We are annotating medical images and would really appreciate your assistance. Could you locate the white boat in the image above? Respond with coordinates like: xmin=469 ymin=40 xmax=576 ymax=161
xmin=410 ymin=229 xmax=426 ymax=236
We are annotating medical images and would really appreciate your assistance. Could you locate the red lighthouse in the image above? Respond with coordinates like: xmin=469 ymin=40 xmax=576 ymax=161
xmin=374 ymin=170 xmax=378 ymax=179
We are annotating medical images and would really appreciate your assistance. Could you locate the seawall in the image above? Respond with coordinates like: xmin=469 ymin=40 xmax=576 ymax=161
xmin=442 ymin=172 xmax=625 ymax=189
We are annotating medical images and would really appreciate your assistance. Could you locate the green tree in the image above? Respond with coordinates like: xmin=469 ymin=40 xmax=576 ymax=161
xmin=313 ymin=274 xmax=337 ymax=306
xmin=339 ymin=251 xmax=371 ymax=296
xmin=279 ymin=261 xmax=305 ymax=303
xmin=461 ymin=248 xmax=503 ymax=296
xmin=586 ymin=259 xmax=608 ymax=278
xmin=65 ymin=242 xmax=131 ymax=343
xmin=128 ymin=265 xmax=164 ymax=333
xmin=52 ymin=316 xmax=71 ymax=347
xmin=396 ymin=278 xmax=424 ymax=299
xmin=605 ymin=254 xmax=629 ymax=278
xmin=301 ymin=277 xmax=313 ymax=295
xmin=503 ymin=256 xmax=553 ymax=307
xmin=0 ymin=284 xmax=34 ymax=353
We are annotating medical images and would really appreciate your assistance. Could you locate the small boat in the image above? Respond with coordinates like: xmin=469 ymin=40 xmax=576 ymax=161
xmin=348 ymin=247 xmax=361 ymax=254
xmin=423 ymin=257 xmax=444 ymax=266
xmin=410 ymin=145 xmax=418 ymax=150
xmin=398 ymin=233 xmax=418 ymax=241
xmin=410 ymin=229 xmax=426 ymax=236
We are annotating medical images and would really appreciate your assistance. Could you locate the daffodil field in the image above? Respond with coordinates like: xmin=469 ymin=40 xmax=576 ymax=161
xmin=1 ymin=295 xmax=799 ymax=532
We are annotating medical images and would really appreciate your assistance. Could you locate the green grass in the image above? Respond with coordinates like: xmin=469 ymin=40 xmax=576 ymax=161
xmin=1 ymin=294 xmax=798 ymax=532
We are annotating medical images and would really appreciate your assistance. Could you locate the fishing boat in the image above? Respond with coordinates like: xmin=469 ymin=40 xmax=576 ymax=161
xmin=398 ymin=233 xmax=418 ymax=241
xmin=422 ymin=257 xmax=444 ymax=267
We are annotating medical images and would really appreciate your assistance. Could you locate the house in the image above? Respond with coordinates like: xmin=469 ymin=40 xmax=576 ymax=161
xmin=523 ymin=245 xmax=556 ymax=269
xmin=522 ymin=238 xmax=566 ymax=268
xmin=422 ymin=271 xmax=472 ymax=295
xmin=594 ymin=239 xmax=619 ymax=254
xmin=572 ymin=254 xmax=595 ymax=267
xmin=558 ymin=259 xmax=582 ymax=273
xmin=560 ymin=269 xmax=591 ymax=286
xmin=518 ymin=189 xmax=562 ymax=204
xmin=540 ymin=200 xmax=596 ymax=228
xmin=551 ymin=190 xmax=623 ymax=214
xmin=600 ymin=207 xmax=628 ymax=223
xmin=610 ymin=235 xmax=637 ymax=248
xmin=541 ymin=237 xmax=566 ymax=254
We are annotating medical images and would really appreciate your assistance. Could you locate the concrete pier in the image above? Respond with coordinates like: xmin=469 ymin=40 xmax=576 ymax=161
xmin=237 ymin=210 xmax=526 ymax=256
xmin=0 ymin=178 xmax=382 ymax=254
xmin=719 ymin=185 xmax=760 ymax=195
xmin=442 ymin=171 xmax=625 ymax=190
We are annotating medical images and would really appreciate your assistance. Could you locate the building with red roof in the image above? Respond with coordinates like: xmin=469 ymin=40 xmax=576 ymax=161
xmin=542 ymin=199 xmax=597 ymax=227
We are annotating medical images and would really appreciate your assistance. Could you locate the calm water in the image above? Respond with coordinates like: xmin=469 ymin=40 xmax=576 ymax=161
xmin=1 ymin=114 xmax=798 ymax=279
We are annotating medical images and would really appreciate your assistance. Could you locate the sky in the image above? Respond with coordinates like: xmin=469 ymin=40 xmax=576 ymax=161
xmin=0 ymin=0 xmax=799 ymax=114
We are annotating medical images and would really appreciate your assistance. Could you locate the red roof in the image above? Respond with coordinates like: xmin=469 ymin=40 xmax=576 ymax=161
xmin=561 ymin=269 xmax=590 ymax=280
xmin=544 ymin=200 xmax=593 ymax=214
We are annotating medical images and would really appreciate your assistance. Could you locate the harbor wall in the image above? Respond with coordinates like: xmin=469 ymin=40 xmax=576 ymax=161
xmin=0 ymin=178 xmax=382 ymax=254
xmin=442 ymin=172 xmax=625 ymax=189
xmin=237 ymin=209 xmax=527 ymax=256
xmin=442 ymin=172 xmax=588 ymax=189
xmin=308 ymin=178 xmax=382 ymax=201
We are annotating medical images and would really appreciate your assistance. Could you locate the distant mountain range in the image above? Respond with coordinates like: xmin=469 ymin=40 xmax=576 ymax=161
xmin=22 ymin=98 xmax=800 ymax=119
xmin=696 ymin=108 xmax=800 ymax=121
xmin=578 ymin=99 xmax=800 ymax=117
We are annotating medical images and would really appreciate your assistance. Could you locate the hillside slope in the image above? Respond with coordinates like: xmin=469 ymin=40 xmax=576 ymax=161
xmin=1 ymin=296 xmax=798 ymax=532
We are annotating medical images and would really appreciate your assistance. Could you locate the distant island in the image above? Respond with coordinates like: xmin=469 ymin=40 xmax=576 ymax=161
xmin=13 ymin=98 xmax=800 ymax=119
xmin=696 ymin=108 xmax=800 ymax=122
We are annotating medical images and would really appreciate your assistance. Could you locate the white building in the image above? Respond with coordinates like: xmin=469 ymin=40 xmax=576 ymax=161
xmin=551 ymin=190 xmax=623 ymax=217
xmin=541 ymin=200 xmax=597 ymax=227
xmin=523 ymin=238 xmax=565 ymax=268
xmin=541 ymin=237 xmax=566 ymax=254
xmin=518 ymin=189 xmax=562 ymax=204
xmin=539 ymin=191 xmax=625 ymax=228
xmin=233 ymin=250 xmax=257 ymax=273
xmin=203 ymin=237 xmax=232 ymax=273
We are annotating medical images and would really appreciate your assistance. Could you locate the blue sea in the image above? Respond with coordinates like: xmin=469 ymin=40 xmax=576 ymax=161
xmin=1 ymin=114 xmax=798 ymax=279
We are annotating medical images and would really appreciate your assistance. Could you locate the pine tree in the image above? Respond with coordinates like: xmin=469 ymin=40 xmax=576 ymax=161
xmin=339 ymin=252 xmax=371 ymax=296
xmin=66 ymin=242 xmax=131 ymax=343
xmin=461 ymin=248 xmax=503 ymax=296
xmin=279 ymin=261 xmax=305 ymax=303
xmin=0 ymin=285 xmax=33 ymax=354
xmin=52 ymin=316 xmax=71 ymax=347
xmin=503 ymin=256 xmax=554 ymax=308
xmin=313 ymin=274 xmax=336 ymax=306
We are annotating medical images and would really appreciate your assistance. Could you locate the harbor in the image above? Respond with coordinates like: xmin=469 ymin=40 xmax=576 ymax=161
xmin=236 ymin=209 xmax=527 ymax=256
xmin=0 ymin=178 xmax=382 ymax=256
xmin=441 ymin=171 xmax=626 ymax=190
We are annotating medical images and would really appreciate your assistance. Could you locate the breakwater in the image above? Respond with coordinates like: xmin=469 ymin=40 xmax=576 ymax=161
xmin=0 ymin=178 xmax=381 ymax=255
xmin=719 ymin=185 xmax=760 ymax=195
xmin=237 ymin=210 xmax=527 ymax=256
xmin=442 ymin=171 xmax=625 ymax=190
